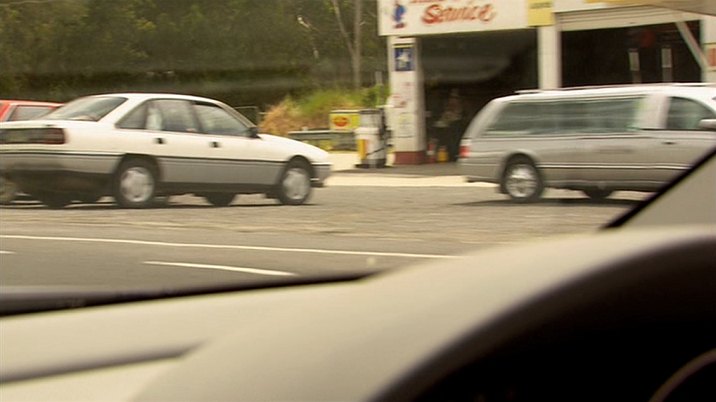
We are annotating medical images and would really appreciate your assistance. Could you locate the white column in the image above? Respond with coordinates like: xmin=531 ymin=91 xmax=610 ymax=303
xmin=538 ymin=24 xmax=561 ymax=89
xmin=387 ymin=36 xmax=426 ymax=164
xmin=703 ymin=15 xmax=716 ymax=83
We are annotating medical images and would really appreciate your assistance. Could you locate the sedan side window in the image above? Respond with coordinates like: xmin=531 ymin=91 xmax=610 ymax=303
xmin=666 ymin=97 xmax=716 ymax=131
xmin=117 ymin=103 xmax=149 ymax=129
xmin=146 ymin=104 xmax=163 ymax=130
xmin=116 ymin=102 xmax=164 ymax=131
xmin=154 ymin=100 xmax=200 ymax=133
xmin=118 ymin=100 xmax=199 ymax=132
xmin=194 ymin=103 xmax=251 ymax=136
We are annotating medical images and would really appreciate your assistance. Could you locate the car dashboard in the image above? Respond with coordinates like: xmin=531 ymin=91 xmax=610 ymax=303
xmin=1 ymin=227 xmax=714 ymax=402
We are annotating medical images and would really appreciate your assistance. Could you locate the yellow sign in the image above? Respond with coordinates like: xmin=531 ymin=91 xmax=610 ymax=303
xmin=329 ymin=110 xmax=360 ymax=132
xmin=528 ymin=0 xmax=554 ymax=27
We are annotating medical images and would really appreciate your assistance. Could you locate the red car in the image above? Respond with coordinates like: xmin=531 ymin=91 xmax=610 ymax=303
xmin=0 ymin=100 xmax=61 ymax=204
xmin=0 ymin=99 xmax=60 ymax=122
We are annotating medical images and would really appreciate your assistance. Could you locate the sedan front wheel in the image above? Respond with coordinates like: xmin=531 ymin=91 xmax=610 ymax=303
xmin=276 ymin=160 xmax=312 ymax=205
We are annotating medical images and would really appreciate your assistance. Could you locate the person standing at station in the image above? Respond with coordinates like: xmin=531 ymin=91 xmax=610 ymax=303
xmin=434 ymin=89 xmax=465 ymax=162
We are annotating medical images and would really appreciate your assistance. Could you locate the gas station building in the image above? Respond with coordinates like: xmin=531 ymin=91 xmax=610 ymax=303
xmin=377 ymin=0 xmax=716 ymax=164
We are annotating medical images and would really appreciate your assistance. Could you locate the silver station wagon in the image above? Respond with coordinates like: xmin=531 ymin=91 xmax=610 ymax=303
xmin=460 ymin=84 xmax=716 ymax=202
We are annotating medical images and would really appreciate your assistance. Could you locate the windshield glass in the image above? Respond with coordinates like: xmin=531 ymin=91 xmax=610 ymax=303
xmin=44 ymin=96 xmax=127 ymax=121
xmin=0 ymin=0 xmax=714 ymax=308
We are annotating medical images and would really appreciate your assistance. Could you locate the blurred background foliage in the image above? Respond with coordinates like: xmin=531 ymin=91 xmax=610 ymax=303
xmin=260 ymin=84 xmax=387 ymax=134
xmin=0 ymin=0 xmax=387 ymax=114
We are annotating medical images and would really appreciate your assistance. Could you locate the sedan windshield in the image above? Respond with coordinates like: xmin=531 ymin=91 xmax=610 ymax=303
xmin=44 ymin=96 xmax=127 ymax=122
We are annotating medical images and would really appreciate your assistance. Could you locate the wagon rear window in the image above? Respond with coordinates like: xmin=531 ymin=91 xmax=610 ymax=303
xmin=485 ymin=97 xmax=643 ymax=136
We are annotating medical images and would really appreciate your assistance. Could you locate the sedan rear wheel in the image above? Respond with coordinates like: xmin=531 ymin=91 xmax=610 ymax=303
xmin=502 ymin=158 xmax=544 ymax=203
xmin=114 ymin=159 xmax=157 ymax=208
xmin=276 ymin=160 xmax=312 ymax=205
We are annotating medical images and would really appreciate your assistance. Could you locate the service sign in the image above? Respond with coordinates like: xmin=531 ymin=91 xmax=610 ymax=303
xmin=379 ymin=0 xmax=529 ymax=36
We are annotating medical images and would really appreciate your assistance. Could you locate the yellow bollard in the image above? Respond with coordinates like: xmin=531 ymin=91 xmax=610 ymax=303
xmin=357 ymin=139 xmax=367 ymax=161
xmin=437 ymin=146 xmax=449 ymax=163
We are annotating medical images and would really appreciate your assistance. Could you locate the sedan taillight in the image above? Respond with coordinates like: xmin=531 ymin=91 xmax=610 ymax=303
xmin=0 ymin=128 xmax=66 ymax=145
xmin=42 ymin=128 xmax=66 ymax=144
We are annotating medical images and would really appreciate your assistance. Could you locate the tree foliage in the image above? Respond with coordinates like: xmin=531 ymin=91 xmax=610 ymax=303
xmin=0 ymin=0 xmax=385 ymax=107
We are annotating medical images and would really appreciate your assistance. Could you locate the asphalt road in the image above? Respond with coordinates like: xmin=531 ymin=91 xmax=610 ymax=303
xmin=0 ymin=174 xmax=646 ymax=289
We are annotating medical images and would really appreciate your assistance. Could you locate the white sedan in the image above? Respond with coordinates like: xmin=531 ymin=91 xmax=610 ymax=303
xmin=0 ymin=93 xmax=331 ymax=208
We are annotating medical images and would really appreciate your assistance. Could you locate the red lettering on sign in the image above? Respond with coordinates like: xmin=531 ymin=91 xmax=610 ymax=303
xmin=421 ymin=2 xmax=496 ymax=25
xmin=422 ymin=4 xmax=442 ymax=24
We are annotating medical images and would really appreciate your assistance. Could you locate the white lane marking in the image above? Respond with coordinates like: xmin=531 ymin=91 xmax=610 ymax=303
xmin=0 ymin=250 xmax=16 ymax=255
xmin=144 ymin=261 xmax=295 ymax=277
xmin=0 ymin=235 xmax=456 ymax=259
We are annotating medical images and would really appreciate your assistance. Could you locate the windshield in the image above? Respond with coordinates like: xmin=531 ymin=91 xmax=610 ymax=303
xmin=43 ymin=96 xmax=127 ymax=122
xmin=0 ymin=0 xmax=715 ymax=310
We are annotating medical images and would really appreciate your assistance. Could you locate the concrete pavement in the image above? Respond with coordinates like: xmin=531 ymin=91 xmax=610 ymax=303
xmin=326 ymin=152 xmax=489 ymax=187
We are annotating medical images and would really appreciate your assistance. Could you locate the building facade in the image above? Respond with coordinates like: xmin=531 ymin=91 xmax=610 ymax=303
xmin=378 ymin=0 xmax=716 ymax=164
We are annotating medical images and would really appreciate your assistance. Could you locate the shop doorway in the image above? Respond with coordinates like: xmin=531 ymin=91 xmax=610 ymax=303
xmin=421 ymin=30 xmax=538 ymax=161
xmin=562 ymin=22 xmax=701 ymax=86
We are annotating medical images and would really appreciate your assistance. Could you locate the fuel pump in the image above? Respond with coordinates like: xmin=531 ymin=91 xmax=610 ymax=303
xmin=354 ymin=108 xmax=388 ymax=168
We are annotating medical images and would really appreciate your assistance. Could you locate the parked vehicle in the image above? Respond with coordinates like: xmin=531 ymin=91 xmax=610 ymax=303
xmin=459 ymin=84 xmax=716 ymax=202
xmin=0 ymin=100 xmax=61 ymax=204
xmin=0 ymin=93 xmax=331 ymax=208
xmin=0 ymin=100 xmax=60 ymax=123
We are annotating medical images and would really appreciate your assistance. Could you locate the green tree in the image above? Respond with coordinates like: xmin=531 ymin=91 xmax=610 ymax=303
xmin=0 ymin=0 xmax=385 ymax=103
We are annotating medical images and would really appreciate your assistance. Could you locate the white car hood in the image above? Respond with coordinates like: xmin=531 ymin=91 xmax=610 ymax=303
xmin=258 ymin=133 xmax=330 ymax=164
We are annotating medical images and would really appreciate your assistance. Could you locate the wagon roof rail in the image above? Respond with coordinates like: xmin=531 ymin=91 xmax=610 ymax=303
xmin=515 ymin=82 xmax=715 ymax=94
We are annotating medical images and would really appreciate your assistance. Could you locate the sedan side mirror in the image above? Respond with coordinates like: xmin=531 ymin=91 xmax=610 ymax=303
xmin=249 ymin=126 xmax=260 ymax=138
xmin=698 ymin=119 xmax=716 ymax=131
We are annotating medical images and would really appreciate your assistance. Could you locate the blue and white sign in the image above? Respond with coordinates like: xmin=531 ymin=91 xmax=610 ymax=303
xmin=394 ymin=45 xmax=414 ymax=72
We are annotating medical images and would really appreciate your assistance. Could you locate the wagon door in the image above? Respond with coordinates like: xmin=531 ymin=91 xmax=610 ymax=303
xmin=648 ymin=96 xmax=716 ymax=184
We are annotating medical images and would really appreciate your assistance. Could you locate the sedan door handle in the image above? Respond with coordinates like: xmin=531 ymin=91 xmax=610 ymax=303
xmin=211 ymin=141 xmax=221 ymax=148
xmin=155 ymin=137 xmax=165 ymax=145
xmin=662 ymin=141 xmax=676 ymax=145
